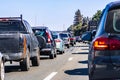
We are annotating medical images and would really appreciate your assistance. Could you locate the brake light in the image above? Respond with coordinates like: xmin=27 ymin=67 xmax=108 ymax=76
xmin=70 ymin=38 xmax=74 ymax=41
xmin=0 ymin=18 xmax=9 ymax=21
xmin=93 ymin=37 xmax=120 ymax=50
xmin=55 ymin=39 xmax=61 ymax=42
xmin=46 ymin=31 xmax=51 ymax=43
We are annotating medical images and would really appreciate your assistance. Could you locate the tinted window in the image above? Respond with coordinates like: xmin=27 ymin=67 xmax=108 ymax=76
xmin=53 ymin=34 xmax=58 ymax=39
xmin=60 ymin=33 xmax=68 ymax=38
xmin=32 ymin=29 xmax=46 ymax=37
xmin=0 ymin=21 xmax=25 ymax=31
xmin=105 ymin=9 xmax=120 ymax=33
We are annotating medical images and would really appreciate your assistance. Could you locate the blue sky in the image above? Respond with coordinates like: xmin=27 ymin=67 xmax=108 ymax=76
xmin=0 ymin=0 xmax=118 ymax=31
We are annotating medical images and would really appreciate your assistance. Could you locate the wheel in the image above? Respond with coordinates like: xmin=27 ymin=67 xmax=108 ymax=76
xmin=31 ymin=48 xmax=40 ymax=66
xmin=71 ymin=43 xmax=74 ymax=46
xmin=49 ymin=54 xmax=54 ymax=59
xmin=67 ymin=45 xmax=69 ymax=48
xmin=54 ymin=53 xmax=57 ymax=58
xmin=59 ymin=51 xmax=63 ymax=54
xmin=20 ymin=49 xmax=30 ymax=71
xmin=0 ymin=60 xmax=4 ymax=80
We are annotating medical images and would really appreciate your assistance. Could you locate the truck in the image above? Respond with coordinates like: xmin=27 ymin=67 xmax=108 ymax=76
xmin=0 ymin=15 xmax=40 ymax=71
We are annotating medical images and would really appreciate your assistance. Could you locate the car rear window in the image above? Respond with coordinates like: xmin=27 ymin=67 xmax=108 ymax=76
xmin=60 ymin=33 xmax=68 ymax=38
xmin=32 ymin=29 xmax=46 ymax=37
xmin=105 ymin=8 xmax=120 ymax=33
xmin=0 ymin=21 xmax=25 ymax=31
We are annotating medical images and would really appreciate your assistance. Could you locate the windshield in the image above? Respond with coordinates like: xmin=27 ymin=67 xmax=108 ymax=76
xmin=0 ymin=21 xmax=25 ymax=31
xmin=105 ymin=9 xmax=120 ymax=33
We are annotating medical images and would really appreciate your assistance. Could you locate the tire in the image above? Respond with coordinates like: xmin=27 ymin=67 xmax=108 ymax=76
xmin=59 ymin=51 xmax=63 ymax=54
xmin=36 ymin=36 xmax=46 ymax=49
xmin=31 ymin=48 xmax=40 ymax=66
xmin=49 ymin=54 xmax=54 ymax=59
xmin=71 ymin=43 xmax=74 ymax=46
xmin=54 ymin=53 xmax=57 ymax=58
xmin=20 ymin=49 xmax=30 ymax=71
xmin=0 ymin=60 xmax=4 ymax=80
xmin=67 ymin=45 xmax=69 ymax=48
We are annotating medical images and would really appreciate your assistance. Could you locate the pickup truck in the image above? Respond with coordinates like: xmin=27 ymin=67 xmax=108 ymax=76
xmin=0 ymin=15 xmax=40 ymax=71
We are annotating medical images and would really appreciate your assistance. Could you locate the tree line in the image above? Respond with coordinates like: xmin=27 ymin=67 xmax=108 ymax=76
xmin=67 ymin=9 xmax=102 ymax=36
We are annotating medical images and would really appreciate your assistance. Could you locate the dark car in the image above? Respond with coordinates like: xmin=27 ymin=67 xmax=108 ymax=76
xmin=82 ymin=1 xmax=120 ymax=80
xmin=68 ymin=33 xmax=76 ymax=46
xmin=0 ymin=15 xmax=40 ymax=71
xmin=32 ymin=26 xmax=57 ymax=59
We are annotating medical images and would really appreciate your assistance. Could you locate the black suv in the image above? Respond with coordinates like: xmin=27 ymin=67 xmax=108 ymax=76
xmin=32 ymin=26 xmax=57 ymax=59
xmin=0 ymin=15 xmax=40 ymax=71
xmin=82 ymin=1 xmax=120 ymax=80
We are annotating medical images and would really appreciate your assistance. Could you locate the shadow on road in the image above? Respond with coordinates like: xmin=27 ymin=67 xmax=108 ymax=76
xmin=5 ymin=66 xmax=21 ymax=73
xmin=72 ymin=52 xmax=88 ymax=54
xmin=64 ymin=68 xmax=88 ymax=75
xmin=40 ymin=56 xmax=50 ymax=60
xmin=78 ymin=60 xmax=88 ymax=64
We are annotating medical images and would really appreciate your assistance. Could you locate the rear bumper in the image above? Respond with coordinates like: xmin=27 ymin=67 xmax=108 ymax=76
xmin=92 ymin=64 xmax=120 ymax=79
xmin=2 ymin=52 xmax=23 ymax=61
xmin=40 ymin=48 xmax=52 ymax=55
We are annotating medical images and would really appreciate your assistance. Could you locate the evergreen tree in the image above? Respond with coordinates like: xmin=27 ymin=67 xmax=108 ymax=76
xmin=73 ymin=9 xmax=82 ymax=26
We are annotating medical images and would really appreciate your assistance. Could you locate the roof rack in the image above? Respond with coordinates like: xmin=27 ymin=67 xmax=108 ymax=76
xmin=0 ymin=14 xmax=23 ymax=21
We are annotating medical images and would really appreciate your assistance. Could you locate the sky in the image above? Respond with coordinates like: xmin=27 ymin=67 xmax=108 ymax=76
xmin=0 ymin=0 xmax=118 ymax=31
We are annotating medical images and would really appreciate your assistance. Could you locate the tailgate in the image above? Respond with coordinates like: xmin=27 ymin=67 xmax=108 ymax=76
xmin=0 ymin=32 xmax=20 ymax=53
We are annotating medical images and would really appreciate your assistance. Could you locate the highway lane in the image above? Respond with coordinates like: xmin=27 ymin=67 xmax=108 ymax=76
xmin=5 ymin=42 xmax=89 ymax=80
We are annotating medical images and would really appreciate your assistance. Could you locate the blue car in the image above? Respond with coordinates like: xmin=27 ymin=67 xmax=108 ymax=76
xmin=82 ymin=1 xmax=120 ymax=80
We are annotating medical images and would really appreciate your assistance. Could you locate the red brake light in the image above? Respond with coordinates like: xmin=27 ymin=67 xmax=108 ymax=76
xmin=0 ymin=18 xmax=9 ymax=21
xmin=70 ymin=38 xmax=74 ymax=40
xmin=94 ymin=37 xmax=109 ymax=50
xmin=93 ymin=37 xmax=120 ymax=50
xmin=55 ymin=39 xmax=61 ymax=42
xmin=46 ymin=31 xmax=51 ymax=43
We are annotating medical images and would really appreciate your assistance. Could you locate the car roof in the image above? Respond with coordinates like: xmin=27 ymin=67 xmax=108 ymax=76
xmin=32 ymin=26 xmax=48 ymax=29
xmin=107 ymin=1 xmax=120 ymax=9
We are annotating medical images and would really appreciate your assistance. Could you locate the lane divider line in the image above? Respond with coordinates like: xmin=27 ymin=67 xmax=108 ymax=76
xmin=43 ymin=72 xmax=57 ymax=80
xmin=68 ymin=57 xmax=73 ymax=61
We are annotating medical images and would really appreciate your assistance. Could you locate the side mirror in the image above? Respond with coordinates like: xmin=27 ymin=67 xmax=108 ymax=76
xmin=81 ymin=31 xmax=92 ymax=41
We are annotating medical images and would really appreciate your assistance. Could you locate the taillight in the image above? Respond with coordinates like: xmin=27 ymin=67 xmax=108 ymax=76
xmin=55 ymin=39 xmax=61 ymax=42
xmin=70 ymin=38 xmax=74 ymax=41
xmin=46 ymin=31 xmax=51 ymax=43
xmin=93 ymin=37 xmax=120 ymax=50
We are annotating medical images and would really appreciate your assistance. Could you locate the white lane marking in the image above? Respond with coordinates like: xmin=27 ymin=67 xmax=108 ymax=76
xmin=68 ymin=57 xmax=73 ymax=61
xmin=43 ymin=72 xmax=57 ymax=80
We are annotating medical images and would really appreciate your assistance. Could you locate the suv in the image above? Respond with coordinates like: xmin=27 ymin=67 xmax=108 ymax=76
xmin=0 ymin=15 xmax=40 ymax=71
xmin=82 ymin=1 xmax=120 ymax=80
xmin=32 ymin=26 xmax=57 ymax=59
xmin=59 ymin=32 xmax=70 ymax=48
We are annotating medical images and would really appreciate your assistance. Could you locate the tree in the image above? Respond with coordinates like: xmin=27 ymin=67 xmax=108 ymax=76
xmin=73 ymin=9 xmax=82 ymax=26
xmin=92 ymin=10 xmax=102 ymax=22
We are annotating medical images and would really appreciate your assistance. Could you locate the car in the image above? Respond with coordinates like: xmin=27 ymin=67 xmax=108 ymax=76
xmin=32 ymin=26 xmax=57 ymax=59
xmin=75 ymin=36 xmax=82 ymax=42
xmin=0 ymin=52 xmax=4 ymax=80
xmin=59 ymin=32 xmax=70 ymax=48
xmin=52 ymin=31 xmax=65 ymax=54
xmin=68 ymin=33 xmax=76 ymax=46
xmin=82 ymin=1 xmax=120 ymax=80
xmin=0 ymin=15 xmax=40 ymax=71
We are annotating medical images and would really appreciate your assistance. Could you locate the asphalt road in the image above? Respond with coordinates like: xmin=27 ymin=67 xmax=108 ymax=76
xmin=5 ymin=42 xmax=89 ymax=80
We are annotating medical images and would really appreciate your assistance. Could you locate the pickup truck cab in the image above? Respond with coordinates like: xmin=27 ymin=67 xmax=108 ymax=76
xmin=0 ymin=15 xmax=40 ymax=71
